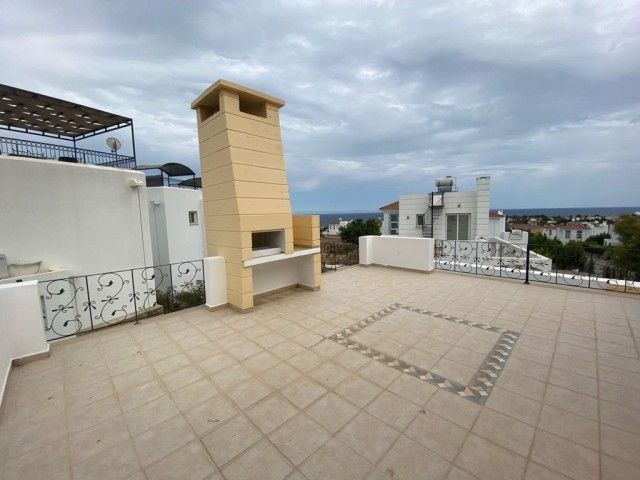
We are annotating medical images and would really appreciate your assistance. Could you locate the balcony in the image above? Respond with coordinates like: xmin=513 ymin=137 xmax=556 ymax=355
xmin=0 ymin=136 xmax=136 ymax=170
xmin=1 ymin=265 xmax=639 ymax=480
xmin=1 ymin=83 xmax=137 ymax=170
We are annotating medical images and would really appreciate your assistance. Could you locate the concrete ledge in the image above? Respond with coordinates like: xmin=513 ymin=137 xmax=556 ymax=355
xmin=12 ymin=345 xmax=51 ymax=366
xmin=359 ymin=235 xmax=435 ymax=272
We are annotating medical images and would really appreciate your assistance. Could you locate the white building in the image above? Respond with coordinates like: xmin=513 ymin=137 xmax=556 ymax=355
xmin=324 ymin=218 xmax=351 ymax=236
xmin=380 ymin=176 xmax=524 ymax=243
xmin=543 ymin=223 xmax=608 ymax=245
xmin=0 ymin=156 xmax=205 ymax=283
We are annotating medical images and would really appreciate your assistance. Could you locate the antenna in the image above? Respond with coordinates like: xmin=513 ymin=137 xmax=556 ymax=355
xmin=106 ymin=137 xmax=122 ymax=155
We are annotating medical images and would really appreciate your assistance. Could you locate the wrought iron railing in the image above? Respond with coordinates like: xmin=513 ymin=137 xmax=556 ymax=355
xmin=0 ymin=136 xmax=135 ymax=169
xmin=435 ymin=240 xmax=639 ymax=294
xmin=321 ymin=242 xmax=359 ymax=272
xmin=39 ymin=260 xmax=205 ymax=341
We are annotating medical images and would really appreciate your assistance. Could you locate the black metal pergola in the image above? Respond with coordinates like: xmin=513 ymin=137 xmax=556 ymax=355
xmin=0 ymin=84 xmax=136 ymax=166
xmin=135 ymin=162 xmax=200 ymax=189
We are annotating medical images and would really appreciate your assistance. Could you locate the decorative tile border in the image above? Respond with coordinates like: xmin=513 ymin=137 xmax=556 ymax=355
xmin=328 ymin=303 xmax=520 ymax=404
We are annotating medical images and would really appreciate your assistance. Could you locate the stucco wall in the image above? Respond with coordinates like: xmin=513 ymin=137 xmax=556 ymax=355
xmin=147 ymin=187 xmax=206 ymax=265
xmin=0 ymin=156 xmax=153 ymax=275
xmin=0 ymin=281 xmax=48 ymax=405
xmin=359 ymin=236 xmax=435 ymax=271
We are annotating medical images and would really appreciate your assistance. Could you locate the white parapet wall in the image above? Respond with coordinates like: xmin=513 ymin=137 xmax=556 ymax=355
xmin=359 ymin=236 xmax=435 ymax=272
xmin=203 ymin=256 xmax=228 ymax=309
xmin=0 ymin=281 xmax=49 ymax=405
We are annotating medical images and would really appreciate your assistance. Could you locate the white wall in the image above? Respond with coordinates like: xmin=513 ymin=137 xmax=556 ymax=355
xmin=359 ymin=236 xmax=435 ymax=271
xmin=0 ymin=281 xmax=48 ymax=404
xmin=489 ymin=217 xmax=506 ymax=237
xmin=251 ymin=255 xmax=318 ymax=295
xmin=0 ymin=156 xmax=153 ymax=276
xmin=147 ymin=187 xmax=205 ymax=265
xmin=398 ymin=194 xmax=429 ymax=236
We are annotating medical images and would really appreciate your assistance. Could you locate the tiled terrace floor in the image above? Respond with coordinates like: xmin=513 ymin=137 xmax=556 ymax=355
xmin=1 ymin=266 xmax=640 ymax=480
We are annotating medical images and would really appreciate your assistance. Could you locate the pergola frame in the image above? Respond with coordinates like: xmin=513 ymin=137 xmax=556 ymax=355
xmin=0 ymin=84 xmax=136 ymax=161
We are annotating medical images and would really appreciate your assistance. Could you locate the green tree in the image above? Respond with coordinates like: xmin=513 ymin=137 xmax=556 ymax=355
xmin=607 ymin=216 xmax=640 ymax=279
xmin=554 ymin=241 xmax=587 ymax=270
xmin=584 ymin=232 xmax=610 ymax=255
xmin=339 ymin=219 xmax=381 ymax=244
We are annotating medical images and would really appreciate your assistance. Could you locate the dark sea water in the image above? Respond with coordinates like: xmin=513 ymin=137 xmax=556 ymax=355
xmin=303 ymin=207 xmax=639 ymax=228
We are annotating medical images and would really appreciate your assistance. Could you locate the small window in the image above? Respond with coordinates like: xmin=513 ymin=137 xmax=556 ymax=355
xmin=188 ymin=211 xmax=199 ymax=226
xmin=564 ymin=230 xmax=571 ymax=239
xmin=416 ymin=214 xmax=425 ymax=227
xmin=576 ymin=230 xmax=583 ymax=240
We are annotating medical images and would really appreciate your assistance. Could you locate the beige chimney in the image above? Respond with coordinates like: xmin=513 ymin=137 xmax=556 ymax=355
xmin=192 ymin=80 xmax=320 ymax=312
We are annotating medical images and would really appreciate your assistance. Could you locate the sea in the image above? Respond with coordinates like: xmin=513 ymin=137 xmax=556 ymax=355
xmin=303 ymin=207 xmax=640 ymax=228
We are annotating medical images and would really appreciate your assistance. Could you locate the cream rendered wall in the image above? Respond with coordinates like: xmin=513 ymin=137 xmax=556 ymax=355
xmin=359 ymin=236 xmax=435 ymax=271
xmin=438 ymin=191 xmax=478 ymax=240
xmin=147 ymin=187 xmax=205 ymax=265
xmin=0 ymin=156 xmax=154 ymax=275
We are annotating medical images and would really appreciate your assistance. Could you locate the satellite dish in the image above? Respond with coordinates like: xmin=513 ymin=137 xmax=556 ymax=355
xmin=106 ymin=137 xmax=122 ymax=153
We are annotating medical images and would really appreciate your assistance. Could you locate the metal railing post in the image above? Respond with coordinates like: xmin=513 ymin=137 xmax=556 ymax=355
xmin=169 ymin=263 xmax=175 ymax=310
xmin=475 ymin=242 xmax=478 ymax=275
xmin=453 ymin=241 xmax=458 ymax=272
xmin=498 ymin=243 xmax=503 ymax=277
xmin=85 ymin=276 xmax=94 ymax=331
xmin=588 ymin=253 xmax=592 ymax=289
xmin=524 ymin=242 xmax=530 ymax=285
xmin=131 ymin=269 xmax=139 ymax=324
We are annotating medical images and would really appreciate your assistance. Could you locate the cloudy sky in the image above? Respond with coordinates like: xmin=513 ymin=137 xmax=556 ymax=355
xmin=2 ymin=0 xmax=639 ymax=211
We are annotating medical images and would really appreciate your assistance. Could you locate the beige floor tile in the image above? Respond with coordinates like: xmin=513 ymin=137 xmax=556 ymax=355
xmin=472 ymin=408 xmax=535 ymax=457
xmin=197 ymin=353 xmax=237 ymax=375
xmin=69 ymin=415 xmax=130 ymax=465
xmin=547 ymin=367 xmax=598 ymax=397
xmin=145 ymin=440 xmax=215 ymax=480
xmin=495 ymin=371 xmax=546 ymax=402
xmin=379 ymin=435 xmax=450 ymax=480
xmin=133 ymin=415 xmax=195 ymax=467
xmin=243 ymin=351 xmax=281 ymax=373
xmin=171 ymin=378 xmax=218 ymax=411
xmin=537 ymin=404 xmax=599 ymax=450
xmin=247 ymin=394 xmax=298 ymax=434
xmin=301 ymin=438 xmax=372 ymax=480
xmin=485 ymin=387 xmax=541 ymax=426
xmin=270 ymin=413 xmax=331 ymax=466
xmin=524 ymin=461 xmax=571 ymax=480
xmin=65 ymin=378 xmax=114 ymax=410
xmin=544 ymin=385 xmax=598 ymax=420
xmin=184 ymin=394 xmax=238 ymax=436
xmin=222 ymin=439 xmax=292 ymax=480
xmin=3 ymin=442 xmax=70 ymax=480
xmin=334 ymin=374 xmax=382 ymax=408
xmin=600 ymin=424 xmax=640 ymax=467
xmin=118 ymin=380 xmax=165 ymax=411
xmin=365 ymin=390 xmax=421 ymax=431
xmin=426 ymin=389 xmax=481 ymax=429
xmin=69 ymin=394 xmax=122 ymax=433
xmin=201 ymin=415 xmax=262 ymax=467
xmin=72 ymin=439 xmax=140 ymax=480
xmin=280 ymin=376 xmax=327 ymax=409
xmin=113 ymin=365 xmax=156 ymax=392
xmin=601 ymin=453 xmax=640 ymax=480
xmin=145 ymin=342 xmax=181 ymax=363
xmin=305 ymin=392 xmax=359 ymax=433
xmin=531 ymin=430 xmax=599 ymax=480
xmin=153 ymin=353 xmax=191 ymax=376
xmin=161 ymin=365 xmax=203 ymax=391
xmin=308 ymin=361 xmax=350 ymax=388
xmin=405 ymin=410 xmax=467 ymax=461
xmin=337 ymin=411 xmax=400 ymax=463
xmin=124 ymin=394 xmax=179 ymax=436
xmin=260 ymin=362 xmax=302 ymax=389
xmin=358 ymin=361 xmax=400 ymax=387
xmin=388 ymin=374 xmax=438 ymax=406
xmin=210 ymin=364 xmax=252 ymax=390
xmin=456 ymin=434 xmax=526 ymax=480
xmin=600 ymin=399 xmax=640 ymax=434
xmin=227 ymin=377 xmax=273 ymax=410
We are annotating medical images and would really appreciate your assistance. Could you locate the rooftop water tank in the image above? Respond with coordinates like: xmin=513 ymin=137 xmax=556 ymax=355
xmin=435 ymin=176 xmax=455 ymax=192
